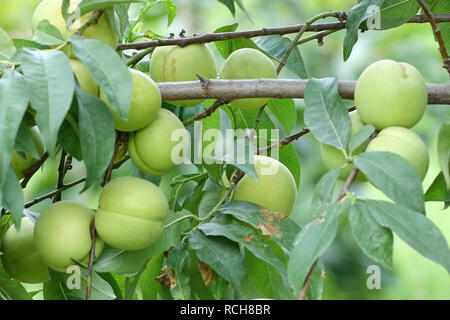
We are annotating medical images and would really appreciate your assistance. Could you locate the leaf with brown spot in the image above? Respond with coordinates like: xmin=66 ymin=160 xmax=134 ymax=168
xmin=198 ymin=261 xmax=215 ymax=286
xmin=155 ymin=268 xmax=177 ymax=290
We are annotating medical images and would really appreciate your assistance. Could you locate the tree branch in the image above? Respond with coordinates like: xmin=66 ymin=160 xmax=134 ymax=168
xmin=21 ymin=152 xmax=49 ymax=188
xmin=157 ymin=79 xmax=450 ymax=105
xmin=183 ymin=99 xmax=231 ymax=126
xmin=416 ymin=0 xmax=450 ymax=74
xmin=116 ymin=14 xmax=450 ymax=51
xmin=53 ymin=150 xmax=67 ymax=203
xmin=85 ymin=225 xmax=97 ymax=301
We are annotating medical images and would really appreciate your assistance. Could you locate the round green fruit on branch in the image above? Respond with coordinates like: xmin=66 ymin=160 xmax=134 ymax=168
xmin=129 ymin=108 xmax=188 ymax=176
xmin=10 ymin=126 xmax=45 ymax=180
xmin=220 ymin=48 xmax=277 ymax=111
xmin=1 ymin=218 xmax=51 ymax=284
xmin=233 ymin=155 xmax=297 ymax=216
xmin=355 ymin=59 xmax=427 ymax=130
xmin=366 ymin=126 xmax=429 ymax=180
xmin=70 ymin=59 xmax=98 ymax=97
xmin=34 ymin=201 xmax=104 ymax=272
xmin=95 ymin=176 xmax=169 ymax=251
xmin=150 ymin=44 xmax=217 ymax=107
xmin=100 ymin=68 xmax=162 ymax=132
xmin=321 ymin=110 xmax=368 ymax=182
xmin=32 ymin=0 xmax=118 ymax=53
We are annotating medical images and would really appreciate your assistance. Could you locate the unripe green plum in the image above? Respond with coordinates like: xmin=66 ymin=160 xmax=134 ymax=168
xmin=321 ymin=111 xmax=367 ymax=182
xmin=150 ymin=44 xmax=217 ymax=107
xmin=366 ymin=126 xmax=429 ymax=180
xmin=95 ymin=176 xmax=169 ymax=250
xmin=100 ymin=69 xmax=162 ymax=132
xmin=32 ymin=0 xmax=118 ymax=54
xmin=233 ymin=155 xmax=297 ymax=216
xmin=220 ymin=48 xmax=277 ymax=111
xmin=70 ymin=59 xmax=98 ymax=96
xmin=355 ymin=59 xmax=427 ymax=130
xmin=34 ymin=201 xmax=104 ymax=272
xmin=1 ymin=218 xmax=51 ymax=284
xmin=129 ymin=108 xmax=187 ymax=176
xmin=10 ymin=126 xmax=45 ymax=180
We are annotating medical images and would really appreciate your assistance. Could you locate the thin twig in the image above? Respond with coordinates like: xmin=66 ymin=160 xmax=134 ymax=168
xmin=85 ymin=225 xmax=97 ymax=301
xmin=416 ymin=0 xmax=450 ymax=74
xmin=116 ymin=14 xmax=450 ymax=51
xmin=21 ymin=152 xmax=50 ymax=188
xmin=183 ymin=100 xmax=231 ymax=126
xmin=75 ymin=9 xmax=104 ymax=36
xmin=126 ymin=47 xmax=155 ymax=67
xmin=299 ymin=260 xmax=318 ymax=300
xmin=102 ymin=132 xmax=128 ymax=187
xmin=53 ymin=150 xmax=67 ymax=203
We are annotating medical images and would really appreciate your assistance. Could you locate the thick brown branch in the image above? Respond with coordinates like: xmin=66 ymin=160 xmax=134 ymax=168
xmin=157 ymin=79 xmax=450 ymax=105
xmin=416 ymin=0 xmax=450 ymax=74
xmin=116 ymin=14 xmax=450 ymax=51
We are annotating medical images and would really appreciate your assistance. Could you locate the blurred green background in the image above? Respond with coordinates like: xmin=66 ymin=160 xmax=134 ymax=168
xmin=1 ymin=0 xmax=449 ymax=299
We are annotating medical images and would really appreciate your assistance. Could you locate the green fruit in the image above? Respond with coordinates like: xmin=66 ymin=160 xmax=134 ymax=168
xmin=220 ymin=48 xmax=277 ymax=111
xmin=34 ymin=201 xmax=104 ymax=272
xmin=95 ymin=176 xmax=169 ymax=250
xmin=366 ymin=126 xmax=429 ymax=180
xmin=32 ymin=0 xmax=118 ymax=54
xmin=100 ymin=69 xmax=162 ymax=132
xmin=1 ymin=218 xmax=51 ymax=284
xmin=129 ymin=108 xmax=187 ymax=176
xmin=233 ymin=155 xmax=297 ymax=216
xmin=10 ymin=126 xmax=45 ymax=180
xmin=321 ymin=111 xmax=368 ymax=182
xmin=70 ymin=59 xmax=98 ymax=96
xmin=150 ymin=44 xmax=217 ymax=107
xmin=355 ymin=59 xmax=427 ymax=130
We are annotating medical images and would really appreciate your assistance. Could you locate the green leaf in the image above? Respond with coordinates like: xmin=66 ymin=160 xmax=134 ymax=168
xmin=218 ymin=0 xmax=236 ymax=16
xmin=199 ymin=222 xmax=289 ymax=289
xmin=349 ymin=124 xmax=375 ymax=154
xmin=363 ymin=199 xmax=450 ymax=273
xmin=287 ymin=202 xmax=343 ymax=297
xmin=256 ymin=35 xmax=308 ymax=79
xmin=278 ymin=144 xmax=301 ymax=188
xmin=349 ymin=201 xmax=393 ymax=269
xmin=311 ymin=168 xmax=341 ymax=219
xmin=33 ymin=20 xmax=65 ymax=46
xmin=378 ymin=0 xmax=420 ymax=29
xmin=305 ymin=259 xmax=325 ymax=300
xmin=431 ymin=1 xmax=450 ymax=49
xmin=167 ymin=243 xmax=191 ymax=299
xmin=15 ymin=123 xmax=41 ymax=159
xmin=21 ymin=49 xmax=75 ymax=156
xmin=0 ymin=70 xmax=29 ymax=190
xmin=218 ymin=201 xmax=300 ymax=255
xmin=267 ymin=99 xmax=296 ymax=134
xmin=437 ymin=123 xmax=450 ymax=189
xmin=189 ymin=230 xmax=247 ymax=288
xmin=77 ymin=0 xmax=144 ymax=16
xmin=76 ymin=87 xmax=115 ymax=190
xmin=304 ymin=78 xmax=351 ymax=151
xmin=1 ymin=168 xmax=24 ymax=228
xmin=0 ymin=27 xmax=15 ymax=60
xmin=12 ymin=39 xmax=48 ymax=51
xmin=140 ymin=253 xmax=164 ymax=300
xmin=354 ymin=152 xmax=425 ymax=213
xmin=98 ymin=272 xmax=123 ymax=300
xmin=344 ymin=0 xmax=385 ymax=60
xmin=214 ymin=23 xmax=257 ymax=59
xmin=69 ymin=36 xmax=132 ymax=119
xmin=425 ymin=172 xmax=450 ymax=208
xmin=243 ymin=246 xmax=293 ymax=299
xmin=0 ymin=279 xmax=32 ymax=300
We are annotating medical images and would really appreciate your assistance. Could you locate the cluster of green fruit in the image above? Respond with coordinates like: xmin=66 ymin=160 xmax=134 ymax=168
xmin=1 ymin=176 xmax=169 ymax=283
xmin=321 ymin=59 xmax=430 ymax=181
